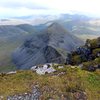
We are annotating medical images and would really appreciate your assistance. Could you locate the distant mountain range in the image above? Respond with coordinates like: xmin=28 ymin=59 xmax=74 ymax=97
xmin=0 ymin=14 xmax=100 ymax=72
xmin=0 ymin=14 xmax=100 ymax=39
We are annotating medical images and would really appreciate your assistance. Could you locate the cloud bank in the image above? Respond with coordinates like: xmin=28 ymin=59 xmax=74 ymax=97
xmin=0 ymin=0 xmax=100 ymax=18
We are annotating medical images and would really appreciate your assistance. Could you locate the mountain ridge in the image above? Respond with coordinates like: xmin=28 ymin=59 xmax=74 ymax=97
xmin=12 ymin=22 xmax=84 ymax=69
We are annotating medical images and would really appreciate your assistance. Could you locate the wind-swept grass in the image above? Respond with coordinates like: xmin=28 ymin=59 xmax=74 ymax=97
xmin=0 ymin=66 xmax=100 ymax=100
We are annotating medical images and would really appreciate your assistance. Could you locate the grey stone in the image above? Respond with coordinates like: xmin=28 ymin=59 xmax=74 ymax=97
xmin=7 ymin=86 xmax=41 ymax=100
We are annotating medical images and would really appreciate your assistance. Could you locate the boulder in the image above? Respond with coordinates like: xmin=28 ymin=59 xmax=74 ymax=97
xmin=31 ymin=63 xmax=56 ymax=75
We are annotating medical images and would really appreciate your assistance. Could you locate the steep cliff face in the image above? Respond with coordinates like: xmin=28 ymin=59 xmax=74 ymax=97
xmin=12 ymin=22 xmax=84 ymax=69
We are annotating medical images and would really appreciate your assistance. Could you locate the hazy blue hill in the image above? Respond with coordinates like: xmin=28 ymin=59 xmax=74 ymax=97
xmin=0 ymin=25 xmax=34 ymax=72
xmin=16 ymin=24 xmax=37 ymax=34
xmin=0 ymin=25 xmax=28 ymax=37
xmin=53 ymin=14 xmax=100 ymax=40
xmin=33 ymin=24 xmax=47 ymax=32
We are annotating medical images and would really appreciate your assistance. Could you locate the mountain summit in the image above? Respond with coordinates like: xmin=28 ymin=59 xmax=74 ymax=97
xmin=12 ymin=22 xmax=84 ymax=69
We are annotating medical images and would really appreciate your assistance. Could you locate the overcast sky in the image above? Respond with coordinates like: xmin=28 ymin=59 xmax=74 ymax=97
xmin=0 ymin=0 xmax=100 ymax=18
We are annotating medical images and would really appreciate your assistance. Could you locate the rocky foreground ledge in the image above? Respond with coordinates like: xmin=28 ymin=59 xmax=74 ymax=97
xmin=7 ymin=85 xmax=87 ymax=100
xmin=7 ymin=85 xmax=41 ymax=100
xmin=0 ymin=64 xmax=100 ymax=100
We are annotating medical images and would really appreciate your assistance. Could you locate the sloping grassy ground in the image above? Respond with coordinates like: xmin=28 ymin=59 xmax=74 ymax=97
xmin=0 ymin=66 xmax=100 ymax=100
xmin=0 ymin=39 xmax=24 ymax=72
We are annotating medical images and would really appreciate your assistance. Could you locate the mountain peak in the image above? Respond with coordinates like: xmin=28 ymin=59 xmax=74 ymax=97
xmin=13 ymin=23 xmax=83 ymax=69
xmin=47 ymin=22 xmax=68 ymax=34
xmin=49 ymin=22 xmax=60 ymax=27
xmin=48 ymin=22 xmax=64 ymax=29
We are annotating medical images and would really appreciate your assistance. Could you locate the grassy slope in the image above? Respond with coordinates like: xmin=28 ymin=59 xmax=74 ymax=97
xmin=0 ymin=40 xmax=24 ymax=72
xmin=0 ymin=66 xmax=100 ymax=100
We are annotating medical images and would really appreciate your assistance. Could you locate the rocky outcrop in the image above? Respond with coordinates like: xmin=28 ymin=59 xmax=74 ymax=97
xmin=7 ymin=85 xmax=87 ymax=100
xmin=13 ymin=45 xmax=65 ymax=69
xmin=66 ymin=37 xmax=100 ymax=71
xmin=12 ymin=22 xmax=84 ymax=69
xmin=7 ymin=86 xmax=41 ymax=100
xmin=31 ymin=63 xmax=56 ymax=75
